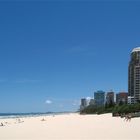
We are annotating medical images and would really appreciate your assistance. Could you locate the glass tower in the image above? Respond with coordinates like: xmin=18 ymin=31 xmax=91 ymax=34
xmin=128 ymin=47 xmax=140 ymax=103
xmin=94 ymin=90 xmax=105 ymax=106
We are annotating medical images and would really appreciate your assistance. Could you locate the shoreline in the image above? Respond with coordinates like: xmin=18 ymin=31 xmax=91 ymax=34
xmin=0 ymin=112 xmax=75 ymax=119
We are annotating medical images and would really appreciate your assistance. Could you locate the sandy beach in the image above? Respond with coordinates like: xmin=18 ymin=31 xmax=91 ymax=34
xmin=0 ymin=113 xmax=140 ymax=140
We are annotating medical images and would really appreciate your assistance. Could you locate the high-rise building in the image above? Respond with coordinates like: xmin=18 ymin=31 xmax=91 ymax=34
xmin=116 ymin=92 xmax=128 ymax=104
xmin=94 ymin=90 xmax=105 ymax=106
xmin=89 ymin=99 xmax=95 ymax=105
xmin=106 ymin=91 xmax=115 ymax=105
xmin=128 ymin=96 xmax=135 ymax=104
xmin=80 ymin=98 xmax=87 ymax=110
xmin=128 ymin=47 xmax=140 ymax=103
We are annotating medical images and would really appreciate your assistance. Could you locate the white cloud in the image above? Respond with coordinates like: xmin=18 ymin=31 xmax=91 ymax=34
xmin=86 ymin=97 xmax=91 ymax=100
xmin=45 ymin=100 xmax=52 ymax=104
xmin=72 ymin=100 xmax=80 ymax=106
xmin=72 ymin=103 xmax=77 ymax=106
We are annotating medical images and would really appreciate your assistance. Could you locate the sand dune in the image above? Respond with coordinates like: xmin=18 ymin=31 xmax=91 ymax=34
xmin=0 ymin=113 xmax=139 ymax=140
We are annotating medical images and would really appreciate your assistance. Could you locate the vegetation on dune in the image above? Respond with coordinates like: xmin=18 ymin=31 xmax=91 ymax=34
xmin=80 ymin=102 xmax=140 ymax=116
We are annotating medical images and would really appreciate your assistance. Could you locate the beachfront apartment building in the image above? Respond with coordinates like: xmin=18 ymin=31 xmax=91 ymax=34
xmin=106 ymin=91 xmax=115 ymax=105
xmin=89 ymin=99 xmax=95 ymax=105
xmin=94 ymin=90 xmax=105 ymax=106
xmin=80 ymin=98 xmax=87 ymax=110
xmin=128 ymin=96 xmax=135 ymax=104
xmin=116 ymin=92 xmax=128 ymax=104
xmin=128 ymin=47 xmax=140 ymax=103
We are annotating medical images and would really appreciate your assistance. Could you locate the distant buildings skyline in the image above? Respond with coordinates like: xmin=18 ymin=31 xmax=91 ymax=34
xmin=80 ymin=47 xmax=140 ymax=110
xmin=80 ymin=90 xmax=128 ymax=110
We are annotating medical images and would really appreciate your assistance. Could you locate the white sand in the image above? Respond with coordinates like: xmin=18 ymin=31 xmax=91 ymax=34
xmin=0 ymin=113 xmax=140 ymax=140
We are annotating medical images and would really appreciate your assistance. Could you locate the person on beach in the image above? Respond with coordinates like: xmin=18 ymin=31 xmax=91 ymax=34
xmin=41 ymin=118 xmax=45 ymax=121
xmin=0 ymin=123 xmax=4 ymax=126
xmin=128 ymin=114 xmax=132 ymax=122
xmin=124 ymin=114 xmax=131 ymax=122
xmin=15 ymin=118 xmax=24 ymax=123
xmin=18 ymin=118 xmax=22 ymax=123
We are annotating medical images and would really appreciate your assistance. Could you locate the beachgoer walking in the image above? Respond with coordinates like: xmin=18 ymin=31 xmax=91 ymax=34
xmin=0 ymin=123 xmax=4 ymax=126
xmin=124 ymin=114 xmax=131 ymax=122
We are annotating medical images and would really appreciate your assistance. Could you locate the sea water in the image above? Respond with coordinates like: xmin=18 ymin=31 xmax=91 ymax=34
xmin=0 ymin=112 xmax=72 ymax=119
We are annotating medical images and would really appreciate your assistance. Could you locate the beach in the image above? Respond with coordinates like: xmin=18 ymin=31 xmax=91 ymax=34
xmin=0 ymin=113 xmax=139 ymax=140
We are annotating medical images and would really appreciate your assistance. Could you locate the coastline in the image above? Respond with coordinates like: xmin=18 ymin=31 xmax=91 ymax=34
xmin=0 ymin=112 xmax=73 ymax=119
xmin=0 ymin=113 xmax=140 ymax=140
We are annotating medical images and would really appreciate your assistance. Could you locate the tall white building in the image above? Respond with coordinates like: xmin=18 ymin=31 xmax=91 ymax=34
xmin=128 ymin=47 xmax=140 ymax=103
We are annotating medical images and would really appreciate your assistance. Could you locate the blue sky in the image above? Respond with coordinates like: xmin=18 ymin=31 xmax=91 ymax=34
xmin=0 ymin=1 xmax=140 ymax=112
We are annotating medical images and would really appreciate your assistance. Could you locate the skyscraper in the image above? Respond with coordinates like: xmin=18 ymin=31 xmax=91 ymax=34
xmin=116 ymin=92 xmax=128 ymax=105
xmin=106 ymin=91 xmax=114 ymax=105
xmin=94 ymin=90 xmax=105 ymax=106
xmin=80 ymin=98 xmax=87 ymax=110
xmin=128 ymin=47 xmax=140 ymax=103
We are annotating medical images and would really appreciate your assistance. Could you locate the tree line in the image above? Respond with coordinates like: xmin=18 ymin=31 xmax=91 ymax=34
xmin=80 ymin=102 xmax=140 ymax=117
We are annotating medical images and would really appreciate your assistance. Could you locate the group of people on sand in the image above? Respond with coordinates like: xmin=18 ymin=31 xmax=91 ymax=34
xmin=124 ymin=113 xmax=132 ymax=122
xmin=0 ymin=118 xmax=24 ymax=127
xmin=16 ymin=118 xmax=24 ymax=123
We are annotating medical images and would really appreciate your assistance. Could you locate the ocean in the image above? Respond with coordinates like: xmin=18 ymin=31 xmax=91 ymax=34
xmin=0 ymin=112 xmax=72 ymax=119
